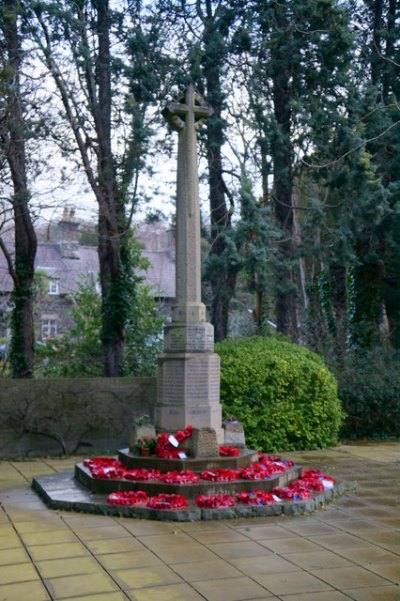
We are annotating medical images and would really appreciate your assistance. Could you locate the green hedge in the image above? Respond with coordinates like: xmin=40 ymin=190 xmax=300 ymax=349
xmin=216 ymin=336 xmax=344 ymax=452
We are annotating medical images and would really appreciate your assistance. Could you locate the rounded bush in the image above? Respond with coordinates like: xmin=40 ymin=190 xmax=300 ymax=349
xmin=216 ymin=336 xmax=344 ymax=452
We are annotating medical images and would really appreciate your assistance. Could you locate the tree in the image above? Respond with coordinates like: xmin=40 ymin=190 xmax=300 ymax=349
xmin=247 ymin=0 xmax=353 ymax=341
xmin=0 ymin=0 xmax=37 ymax=378
xmin=29 ymin=0 xmax=166 ymax=375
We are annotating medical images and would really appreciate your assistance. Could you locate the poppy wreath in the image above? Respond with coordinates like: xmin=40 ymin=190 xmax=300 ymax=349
xmin=272 ymin=485 xmax=312 ymax=500
xmin=219 ymin=446 xmax=239 ymax=457
xmin=238 ymin=463 xmax=271 ymax=480
xmin=159 ymin=470 xmax=199 ymax=485
xmin=83 ymin=457 xmax=126 ymax=480
xmin=258 ymin=454 xmax=294 ymax=473
xmin=299 ymin=469 xmax=336 ymax=490
xmin=124 ymin=469 xmax=161 ymax=481
xmin=106 ymin=490 xmax=148 ymax=506
xmin=200 ymin=469 xmax=240 ymax=482
xmin=154 ymin=425 xmax=193 ymax=458
xmin=195 ymin=494 xmax=235 ymax=508
xmin=235 ymin=491 xmax=276 ymax=506
xmin=146 ymin=494 xmax=189 ymax=510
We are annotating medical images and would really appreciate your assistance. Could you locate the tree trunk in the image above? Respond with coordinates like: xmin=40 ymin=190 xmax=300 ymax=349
xmin=2 ymin=0 xmax=37 ymax=378
xmin=203 ymin=2 xmax=236 ymax=341
xmin=94 ymin=0 xmax=128 ymax=376
xmin=271 ymin=3 xmax=297 ymax=340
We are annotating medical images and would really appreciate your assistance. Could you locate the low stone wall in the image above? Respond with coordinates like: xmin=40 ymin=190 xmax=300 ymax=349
xmin=0 ymin=377 xmax=156 ymax=458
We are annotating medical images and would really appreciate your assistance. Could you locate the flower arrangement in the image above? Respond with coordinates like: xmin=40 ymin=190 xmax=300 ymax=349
xmin=146 ymin=494 xmax=189 ymax=510
xmin=219 ymin=446 xmax=239 ymax=457
xmin=154 ymin=425 xmax=193 ymax=458
xmin=159 ymin=470 xmax=199 ymax=485
xmin=124 ymin=468 xmax=161 ymax=481
xmin=195 ymin=494 xmax=235 ymax=508
xmin=235 ymin=491 xmax=276 ymax=506
xmin=238 ymin=463 xmax=271 ymax=480
xmin=200 ymin=469 xmax=239 ymax=482
xmin=134 ymin=414 xmax=151 ymax=427
xmin=107 ymin=490 xmax=148 ymax=505
xmin=83 ymin=457 xmax=126 ymax=480
xmin=136 ymin=436 xmax=157 ymax=455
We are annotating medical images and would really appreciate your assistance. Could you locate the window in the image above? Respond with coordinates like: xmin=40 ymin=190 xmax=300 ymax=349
xmin=42 ymin=319 xmax=58 ymax=340
xmin=48 ymin=279 xmax=59 ymax=295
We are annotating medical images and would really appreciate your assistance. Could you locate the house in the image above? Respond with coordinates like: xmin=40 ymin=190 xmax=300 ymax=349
xmin=0 ymin=211 xmax=175 ymax=340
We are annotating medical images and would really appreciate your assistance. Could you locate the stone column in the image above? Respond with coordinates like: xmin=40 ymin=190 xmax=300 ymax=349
xmin=154 ymin=86 xmax=223 ymax=444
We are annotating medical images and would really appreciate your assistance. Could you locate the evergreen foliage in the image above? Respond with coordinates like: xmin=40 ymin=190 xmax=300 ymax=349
xmin=216 ymin=336 xmax=344 ymax=451
xmin=336 ymin=350 xmax=400 ymax=440
xmin=35 ymin=279 xmax=164 ymax=378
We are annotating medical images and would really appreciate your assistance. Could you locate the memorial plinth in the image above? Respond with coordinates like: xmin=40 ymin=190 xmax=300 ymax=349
xmin=155 ymin=84 xmax=224 ymax=444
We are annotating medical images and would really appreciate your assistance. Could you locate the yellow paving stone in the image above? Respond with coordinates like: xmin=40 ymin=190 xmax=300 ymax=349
xmin=0 ymin=547 xmax=30 ymax=566
xmin=136 ymin=533 xmax=193 ymax=550
xmin=145 ymin=542 xmax=219 ymax=564
xmin=306 ymin=532 xmax=374 ymax=551
xmin=188 ymin=529 xmax=251 ymax=545
xmin=310 ymin=566 xmax=391 ymax=589
xmin=236 ymin=525 xmax=299 ymax=541
xmin=1 ymin=509 xmax=52 ymax=522
xmin=229 ymin=555 xmax=301 ymax=576
xmin=0 ymin=523 xmax=16 ymax=536
xmin=116 ymin=520 xmax=178 ymax=536
xmin=207 ymin=541 xmax=273 ymax=560
xmin=14 ymin=519 xmax=69 ymax=533
xmin=280 ymin=549 xmax=352 ymax=570
xmin=366 ymin=563 xmax=400 ymax=584
xmin=84 ymin=537 xmax=146 ymax=555
xmin=21 ymin=529 xmax=79 ymax=546
xmin=252 ymin=571 xmax=333 ymax=596
xmin=170 ymin=559 xmax=242 ymax=582
xmin=36 ymin=556 xmax=101 ymax=578
xmin=44 ymin=572 xmax=120 ymax=599
xmin=61 ymin=594 xmax=128 ymax=601
xmin=62 ymin=515 xmax=117 ymax=529
xmin=0 ymin=562 xmax=40 ymax=584
xmin=97 ymin=550 xmax=163 ymax=571
xmin=72 ymin=525 xmax=131 ymax=541
xmin=279 ymin=592 xmax=354 ymax=601
xmin=126 ymin=582 xmax=206 ymax=601
xmin=28 ymin=541 xmax=91 ymax=561
xmin=343 ymin=586 xmax=400 ymax=601
xmin=0 ymin=580 xmax=51 ymax=601
xmin=0 ymin=534 xmax=22 ymax=550
xmin=192 ymin=575 xmax=271 ymax=601
xmin=112 ymin=565 xmax=183 ymax=590
xmin=338 ymin=545 xmax=400 ymax=565
xmin=258 ymin=537 xmax=325 ymax=554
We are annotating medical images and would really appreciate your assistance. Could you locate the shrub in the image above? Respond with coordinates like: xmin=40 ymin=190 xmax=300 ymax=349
xmin=335 ymin=350 xmax=400 ymax=440
xmin=216 ymin=336 xmax=343 ymax=452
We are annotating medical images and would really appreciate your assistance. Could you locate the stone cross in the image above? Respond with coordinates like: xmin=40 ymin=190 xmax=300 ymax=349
xmin=155 ymin=85 xmax=223 ymax=444
xmin=163 ymin=84 xmax=213 ymax=324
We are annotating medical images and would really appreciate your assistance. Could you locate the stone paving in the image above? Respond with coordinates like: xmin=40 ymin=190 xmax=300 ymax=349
xmin=0 ymin=442 xmax=399 ymax=601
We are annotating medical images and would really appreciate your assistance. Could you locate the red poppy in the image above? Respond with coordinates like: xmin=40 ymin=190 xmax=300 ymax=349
xmin=200 ymin=469 xmax=240 ymax=482
xmin=146 ymin=494 xmax=189 ymax=510
xmin=195 ymin=494 xmax=235 ymax=508
xmin=219 ymin=446 xmax=239 ymax=457
xmin=106 ymin=490 xmax=148 ymax=506
xmin=159 ymin=470 xmax=199 ymax=484
xmin=235 ymin=491 xmax=276 ymax=505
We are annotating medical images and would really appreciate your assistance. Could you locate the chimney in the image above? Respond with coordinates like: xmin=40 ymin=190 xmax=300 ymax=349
xmin=57 ymin=207 xmax=80 ymax=258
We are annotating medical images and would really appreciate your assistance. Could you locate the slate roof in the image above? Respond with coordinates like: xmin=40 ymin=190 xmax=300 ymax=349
xmin=0 ymin=242 xmax=175 ymax=298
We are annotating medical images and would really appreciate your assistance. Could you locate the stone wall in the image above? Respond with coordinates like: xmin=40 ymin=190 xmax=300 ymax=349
xmin=0 ymin=377 xmax=156 ymax=458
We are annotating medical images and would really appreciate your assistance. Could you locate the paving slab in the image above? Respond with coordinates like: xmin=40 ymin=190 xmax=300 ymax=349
xmin=0 ymin=442 xmax=399 ymax=601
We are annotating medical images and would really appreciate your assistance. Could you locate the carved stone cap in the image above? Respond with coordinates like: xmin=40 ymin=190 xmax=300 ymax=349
xmin=162 ymin=84 xmax=213 ymax=131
